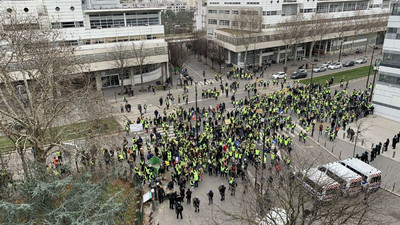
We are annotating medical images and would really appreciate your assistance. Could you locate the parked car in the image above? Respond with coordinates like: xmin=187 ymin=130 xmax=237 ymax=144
xmin=291 ymin=69 xmax=308 ymax=79
xmin=355 ymin=48 xmax=362 ymax=54
xmin=356 ymin=57 xmax=367 ymax=64
xmin=272 ymin=72 xmax=287 ymax=79
xmin=328 ymin=62 xmax=342 ymax=70
xmin=343 ymin=60 xmax=355 ymax=67
xmin=313 ymin=66 xmax=327 ymax=73
xmin=321 ymin=61 xmax=332 ymax=67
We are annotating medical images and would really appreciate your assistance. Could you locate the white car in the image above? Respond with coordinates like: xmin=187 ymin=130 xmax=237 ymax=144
xmin=272 ymin=72 xmax=287 ymax=79
xmin=356 ymin=57 xmax=367 ymax=64
xmin=313 ymin=66 xmax=327 ymax=73
xmin=321 ymin=61 xmax=332 ymax=67
xmin=328 ymin=62 xmax=342 ymax=70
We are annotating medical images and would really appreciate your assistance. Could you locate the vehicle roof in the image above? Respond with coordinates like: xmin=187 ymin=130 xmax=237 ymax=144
xmin=321 ymin=162 xmax=362 ymax=181
xmin=304 ymin=168 xmax=339 ymax=188
xmin=341 ymin=158 xmax=382 ymax=176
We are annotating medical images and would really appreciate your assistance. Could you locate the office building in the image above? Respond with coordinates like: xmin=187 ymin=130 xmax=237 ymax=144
xmin=1 ymin=0 xmax=169 ymax=90
xmin=372 ymin=3 xmax=400 ymax=122
xmin=203 ymin=0 xmax=390 ymax=66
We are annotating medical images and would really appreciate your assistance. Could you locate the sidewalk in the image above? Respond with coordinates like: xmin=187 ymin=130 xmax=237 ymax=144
xmin=336 ymin=115 xmax=400 ymax=161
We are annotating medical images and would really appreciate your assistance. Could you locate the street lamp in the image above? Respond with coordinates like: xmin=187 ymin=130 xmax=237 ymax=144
xmin=369 ymin=59 xmax=380 ymax=102
xmin=366 ymin=45 xmax=376 ymax=88
xmin=194 ymin=82 xmax=199 ymax=144
xmin=302 ymin=58 xmax=316 ymax=87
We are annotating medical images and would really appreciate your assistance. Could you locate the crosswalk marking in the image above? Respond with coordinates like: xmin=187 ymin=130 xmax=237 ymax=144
xmin=197 ymin=79 xmax=220 ymax=86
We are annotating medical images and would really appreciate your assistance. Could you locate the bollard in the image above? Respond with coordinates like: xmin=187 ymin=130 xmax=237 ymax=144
xmin=393 ymin=182 xmax=396 ymax=192
xmin=361 ymin=140 xmax=364 ymax=146
xmin=371 ymin=143 xmax=374 ymax=149
xmin=332 ymin=146 xmax=334 ymax=153
xmin=343 ymin=133 xmax=345 ymax=139
xmin=393 ymin=151 xmax=396 ymax=158
xmin=324 ymin=141 xmax=327 ymax=147
xmin=339 ymin=151 xmax=341 ymax=160
xmin=318 ymin=135 xmax=320 ymax=143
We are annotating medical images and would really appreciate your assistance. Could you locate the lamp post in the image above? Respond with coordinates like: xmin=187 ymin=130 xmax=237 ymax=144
xmin=369 ymin=59 xmax=379 ymax=102
xmin=302 ymin=58 xmax=316 ymax=88
xmin=260 ymin=125 xmax=266 ymax=194
xmin=195 ymin=82 xmax=199 ymax=144
xmin=366 ymin=45 xmax=376 ymax=88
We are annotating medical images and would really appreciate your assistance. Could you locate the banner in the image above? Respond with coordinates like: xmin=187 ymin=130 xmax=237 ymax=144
xmin=130 ymin=124 xmax=143 ymax=132
xmin=225 ymin=119 xmax=231 ymax=125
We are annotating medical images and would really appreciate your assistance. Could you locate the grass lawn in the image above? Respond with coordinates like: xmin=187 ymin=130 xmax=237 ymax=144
xmin=0 ymin=117 xmax=120 ymax=153
xmin=299 ymin=65 xmax=372 ymax=85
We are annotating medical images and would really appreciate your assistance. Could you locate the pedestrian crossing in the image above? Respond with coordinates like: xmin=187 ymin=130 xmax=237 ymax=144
xmin=196 ymin=79 xmax=220 ymax=86
xmin=130 ymin=125 xmax=176 ymax=141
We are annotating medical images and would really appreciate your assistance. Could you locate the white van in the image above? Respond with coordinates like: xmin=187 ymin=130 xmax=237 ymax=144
xmin=319 ymin=162 xmax=363 ymax=197
xmin=340 ymin=158 xmax=382 ymax=191
xmin=301 ymin=168 xmax=340 ymax=202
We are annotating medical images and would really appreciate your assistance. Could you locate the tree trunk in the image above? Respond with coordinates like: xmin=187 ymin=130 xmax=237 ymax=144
xmin=284 ymin=46 xmax=289 ymax=67
xmin=17 ymin=148 xmax=30 ymax=181
xmin=317 ymin=39 xmax=323 ymax=59
xmin=33 ymin=143 xmax=47 ymax=165
xmin=140 ymin=67 xmax=144 ymax=91
xmin=309 ymin=41 xmax=316 ymax=60
xmin=244 ymin=49 xmax=248 ymax=71
xmin=293 ymin=44 xmax=298 ymax=66
xmin=349 ymin=35 xmax=356 ymax=55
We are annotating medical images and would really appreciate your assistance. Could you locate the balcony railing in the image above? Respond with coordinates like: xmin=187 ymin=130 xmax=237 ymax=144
xmin=283 ymin=0 xmax=297 ymax=2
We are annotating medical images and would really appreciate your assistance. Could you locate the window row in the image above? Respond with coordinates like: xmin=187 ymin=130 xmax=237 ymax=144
xmin=89 ymin=13 xmax=159 ymax=29
xmin=208 ymin=9 xmax=239 ymax=14
xmin=300 ymin=8 xmax=315 ymax=13
xmin=263 ymin=11 xmax=279 ymax=15
xmin=378 ymin=74 xmax=400 ymax=85
xmin=316 ymin=1 xmax=368 ymax=13
xmin=51 ymin=21 xmax=84 ymax=29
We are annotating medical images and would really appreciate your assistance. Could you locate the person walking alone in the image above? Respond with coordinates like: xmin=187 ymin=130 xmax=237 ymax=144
xmin=207 ymin=190 xmax=214 ymax=205
xmin=176 ymin=202 xmax=183 ymax=219
xmin=193 ymin=196 xmax=200 ymax=213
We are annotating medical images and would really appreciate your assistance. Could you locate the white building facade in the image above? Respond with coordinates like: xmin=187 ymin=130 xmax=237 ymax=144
xmin=372 ymin=3 xmax=400 ymax=122
xmin=1 ymin=0 xmax=169 ymax=90
xmin=203 ymin=0 xmax=390 ymax=66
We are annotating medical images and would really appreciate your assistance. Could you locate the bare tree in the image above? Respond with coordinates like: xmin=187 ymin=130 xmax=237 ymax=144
xmin=348 ymin=10 xmax=366 ymax=55
xmin=0 ymin=11 xmax=107 ymax=171
xmin=209 ymin=42 xmax=226 ymax=73
xmin=275 ymin=15 xmax=298 ymax=67
xmin=315 ymin=15 xmax=331 ymax=60
xmin=363 ymin=15 xmax=388 ymax=52
xmin=132 ymin=42 xmax=147 ymax=91
xmin=231 ymin=9 xmax=263 ymax=70
xmin=215 ymin=155 xmax=386 ymax=225
xmin=168 ymin=42 xmax=188 ymax=74
xmin=292 ymin=15 xmax=307 ymax=64
xmin=306 ymin=14 xmax=328 ymax=60
xmin=330 ymin=16 xmax=349 ymax=61
xmin=110 ymin=43 xmax=130 ymax=92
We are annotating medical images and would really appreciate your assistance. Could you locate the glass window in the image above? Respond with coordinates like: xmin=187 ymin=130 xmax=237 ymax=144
xmin=208 ymin=10 xmax=217 ymax=14
xmin=232 ymin=10 xmax=239 ymax=14
xmin=208 ymin=19 xmax=217 ymax=25
xmin=219 ymin=20 xmax=230 ymax=26
xmin=388 ymin=27 xmax=397 ymax=33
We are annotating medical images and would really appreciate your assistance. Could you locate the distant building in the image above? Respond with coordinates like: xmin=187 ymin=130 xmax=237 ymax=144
xmin=372 ymin=3 xmax=400 ymax=122
xmin=1 ymin=0 xmax=169 ymax=90
xmin=197 ymin=0 xmax=390 ymax=67
xmin=194 ymin=0 xmax=207 ymax=30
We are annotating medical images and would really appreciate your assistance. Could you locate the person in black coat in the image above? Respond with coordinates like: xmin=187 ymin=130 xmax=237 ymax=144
xmin=186 ymin=188 xmax=192 ymax=204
